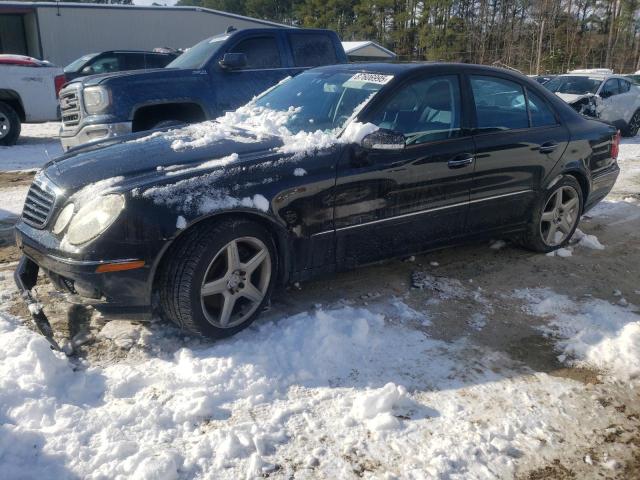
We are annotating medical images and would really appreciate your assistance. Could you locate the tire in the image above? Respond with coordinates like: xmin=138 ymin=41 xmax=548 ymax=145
xmin=522 ymin=175 xmax=583 ymax=253
xmin=158 ymin=218 xmax=277 ymax=339
xmin=0 ymin=102 xmax=21 ymax=146
xmin=623 ymin=110 xmax=640 ymax=137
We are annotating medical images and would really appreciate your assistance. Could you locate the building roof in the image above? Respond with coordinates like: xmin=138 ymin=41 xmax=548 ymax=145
xmin=0 ymin=2 xmax=290 ymax=29
xmin=341 ymin=41 xmax=396 ymax=58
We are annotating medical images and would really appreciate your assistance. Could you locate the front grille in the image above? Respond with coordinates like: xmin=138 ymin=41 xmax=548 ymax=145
xmin=60 ymin=86 xmax=82 ymax=127
xmin=22 ymin=176 xmax=58 ymax=228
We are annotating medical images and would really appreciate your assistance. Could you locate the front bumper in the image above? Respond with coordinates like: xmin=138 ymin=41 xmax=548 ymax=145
xmin=14 ymin=223 xmax=153 ymax=334
xmin=60 ymin=121 xmax=132 ymax=151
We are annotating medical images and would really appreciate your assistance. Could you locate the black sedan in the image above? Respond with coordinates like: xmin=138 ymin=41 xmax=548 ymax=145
xmin=14 ymin=63 xmax=620 ymax=344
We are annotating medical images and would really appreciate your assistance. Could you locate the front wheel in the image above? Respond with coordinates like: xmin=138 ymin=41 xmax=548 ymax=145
xmin=158 ymin=218 xmax=277 ymax=338
xmin=624 ymin=110 xmax=640 ymax=137
xmin=0 ymin=102 xmax=21 ymax=146
xmin=522 ymin=176 xmax=583 ymax=253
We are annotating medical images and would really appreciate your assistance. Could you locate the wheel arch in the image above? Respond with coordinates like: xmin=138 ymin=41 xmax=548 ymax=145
xmin=0 ymin=89 xmax=26 ymax=122
xmin=131 ymin=101 xmax=207 ymax=132
xmin=545 ymin=169 xmax=590 ymax=212
xmin=150 ymin=209 xmax=292 ymax=298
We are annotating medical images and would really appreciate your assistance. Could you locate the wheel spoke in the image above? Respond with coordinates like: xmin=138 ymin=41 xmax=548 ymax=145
xmin=541 ymin=210 xmax=555 ymax=222
xmin=242 ymin=248 xmax=267 ymax=275
xmin=563 ymin=196 xmax=578 ymax=213
xmin=553 ymin=190 xmax=563 ymax=210
xmin=218 ymin=292 xmax=236 ymax=327
xmin=546 ymin=224 xmax=558 ymax=245
xmin=226 ymin=240 xmax=240 ymax=272
xmin=558 ymin=218 xmax=572 ymax=235
xmin=201 ymin=277 xmax=228 ymax=297
xmin=241 ymin=283 xmax=264 ymax=303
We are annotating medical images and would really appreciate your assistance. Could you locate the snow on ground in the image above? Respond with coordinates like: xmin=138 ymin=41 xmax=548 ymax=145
xmin=0 ymin=185 xmax=28 ymax=220
xmin=0 ymin=123 xmax=62 ymax=172
xmin=2 ymin=289 xmax=637 ymax=480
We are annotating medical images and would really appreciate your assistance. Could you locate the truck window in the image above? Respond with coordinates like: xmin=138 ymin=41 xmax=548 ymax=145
xmin=89 ymin=54 xmax=121 ymax=74
xmin=122 ymin=53 xmax=146 ymax=71
xmin=145 ymin=54 xmax=174 ymax=69
xmin=229 ymin=36 xmax=281 ymax=69
xmin=289 ymin=33 xmax=337 ymax=67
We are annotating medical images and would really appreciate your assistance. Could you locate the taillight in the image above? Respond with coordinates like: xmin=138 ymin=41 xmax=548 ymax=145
xmin=54 ymin=74 xmax=66 ymax=98
xmin=611 ymin=130 xmax=621 ymax=160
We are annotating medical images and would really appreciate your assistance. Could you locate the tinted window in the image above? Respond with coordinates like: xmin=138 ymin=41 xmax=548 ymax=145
xmin=619 ymin=79 xmax=631 ymax=93
xmin=369 ymin=75 xmax=463 ymax=145
xmin=145 ymin=53 xmax=174 ymax=69
xmin=527 ymin=89 xmax=557 ymax=127
xmin=471 ymin=76 xmax=528 ymax=131
xmin=167 ymin=36 xmax=226 ymax=69
xmin=87 ymin=54 xmax=120 ymax=74
xmin=289 ymin=33 xmax=337 ymax=67
xmin=122 ymin=53 xmax=145 ymax=70
xmin=601 ymin=79 xmax=620 ymax=97
xmin=229 ymin=36 xmax=281 ymax=69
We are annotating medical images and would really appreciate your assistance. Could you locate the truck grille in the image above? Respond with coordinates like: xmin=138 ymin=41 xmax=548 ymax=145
xmin=60 ymin=86 xmax=82 ymax=127
xmin=22 ymin=176 xmax=58 ymax=228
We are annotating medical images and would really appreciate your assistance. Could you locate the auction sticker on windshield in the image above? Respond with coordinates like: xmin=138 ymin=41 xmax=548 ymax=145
xmin=344 ymin=73 xmax=394 ymax=89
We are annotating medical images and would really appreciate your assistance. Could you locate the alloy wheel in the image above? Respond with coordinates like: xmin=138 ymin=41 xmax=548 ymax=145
xmin=630 ymin=113 xmax=640 ymax=136
xmin=200 ymin=236 xmax=271 ymax=328
xmin=539 ymin=186 xmax=580 ymax=246
xmin=0 ymin=113 xmax=9 ymax=140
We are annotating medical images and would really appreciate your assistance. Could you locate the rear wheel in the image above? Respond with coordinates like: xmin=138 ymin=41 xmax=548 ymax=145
xmin=522 ymin=175 xmax=583 ymax=253
xmin=158 ymin=218 xmax=276 ymax=338
xmin=0 ymin=102 xmax=21 ymax=146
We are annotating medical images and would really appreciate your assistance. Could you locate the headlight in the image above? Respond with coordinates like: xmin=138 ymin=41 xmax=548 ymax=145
xmin=66 ymin=194 xmax=125 ymax=245
xmin=83 ymin=86 xmax=110 ymax=114
xmin=52 ymin=203 xmax=74 ymax=234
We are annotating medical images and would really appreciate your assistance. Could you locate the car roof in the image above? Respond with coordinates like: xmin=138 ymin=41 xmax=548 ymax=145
xmin=100 ymin=50 xmax=175 ymax=55
xmin=556 ymin=72 xmax=631 ymax=81
xmin=310 ymin=62 xmax=534 ymax=79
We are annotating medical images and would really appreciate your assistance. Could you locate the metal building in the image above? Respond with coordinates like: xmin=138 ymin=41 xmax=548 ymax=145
xmin=0 ymin=2 xmax=286 ymax=67
xmin=341 ymin=41 xmax=397 ymax=62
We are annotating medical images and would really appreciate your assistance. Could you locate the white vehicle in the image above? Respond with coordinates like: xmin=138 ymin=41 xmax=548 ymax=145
xmin=0 ymin=55 xmax=64 ymax=146
xmin=544 ymin=71 xmax=640 ymax=136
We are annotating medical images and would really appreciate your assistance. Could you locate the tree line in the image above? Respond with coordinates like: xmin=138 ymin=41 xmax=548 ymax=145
xmin=177 ymin=0 xmax=640 ymax=74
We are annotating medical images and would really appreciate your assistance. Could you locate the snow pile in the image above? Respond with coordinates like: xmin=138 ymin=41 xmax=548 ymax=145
xmin=293 ymin=167 xmax=306 ymax=176
xmin=572 ymin=228 xmax=605 ymax=250
xmin=516 ymin=289 xmax=640 ymax=381
xmin=0 ymin=300 xmax=594 ymax=479
xmin=0 ymin=122 xmax=62 ymax=172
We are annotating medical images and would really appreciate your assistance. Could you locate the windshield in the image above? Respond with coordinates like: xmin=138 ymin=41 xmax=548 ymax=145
xmin=64 ymin=53 xmax=98 ymax=73
xmin=544 ymin=76 xmax=602 ymax=95
xmin=166 ymin=36 xmax=227 ymax=69
xmin=253 ymin=70 xmax=390 ymax=134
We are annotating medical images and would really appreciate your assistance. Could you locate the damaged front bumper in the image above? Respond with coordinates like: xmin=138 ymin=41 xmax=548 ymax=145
xmin=14 ymin=256 xmax=61 ymax=350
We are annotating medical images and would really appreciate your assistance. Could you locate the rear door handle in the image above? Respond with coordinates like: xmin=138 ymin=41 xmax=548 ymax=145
xmin=448 ymin=153 xmax=474 ymax=169
xmin=539 ymin=142 xmax=558 ymax=154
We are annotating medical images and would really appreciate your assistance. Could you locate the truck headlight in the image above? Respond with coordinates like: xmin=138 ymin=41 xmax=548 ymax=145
xmin=83 ymin=86 xmax=110 ymax=114
xmin=66 ymin=194 xmax=125 ymax=245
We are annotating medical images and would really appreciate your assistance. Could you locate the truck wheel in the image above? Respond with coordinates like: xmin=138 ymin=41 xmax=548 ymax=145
xmin=158 ymin=218 xmax=277 ymax=339
xmin=521 ymin=175 xmax=583 ymax=253
xmin=0 ymin=102 xmax=21 ymax=146
xmin=623 ymin=110 xmax=640 ymax=137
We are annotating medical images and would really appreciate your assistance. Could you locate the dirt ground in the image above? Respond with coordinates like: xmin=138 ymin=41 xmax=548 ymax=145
xmin=0 ymin=167 xmax=639 ymax=478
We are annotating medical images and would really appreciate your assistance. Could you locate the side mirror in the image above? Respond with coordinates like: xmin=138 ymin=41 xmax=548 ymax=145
xmin=219 ymin=53 xmax=247 ymax=70
xmin=361 ymin=129 xmax=406 ymax=150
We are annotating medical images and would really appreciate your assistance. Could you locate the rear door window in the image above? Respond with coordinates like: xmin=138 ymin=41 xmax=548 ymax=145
xmin=619 ymin=78 xmax=632 ymax=93
xmin=122 ymin=53 xmax=146 ymax=71
xmin=470 ymin=75 xmax=529 ymax=131
xmin=526 ymin=89 xmax=558 ymax=127
xmin=601 ymin=79 xmax=621 ymax=97
xmin=289 ymin=33 xmax=337 ymax=67
xmin=228 ymin=36 xmax=281 ymax=69
xmin=145 ymin=54 xmax=173 ymax=69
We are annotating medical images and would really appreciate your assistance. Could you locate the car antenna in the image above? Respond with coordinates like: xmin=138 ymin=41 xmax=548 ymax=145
xmin=226 ymin=25 xmax=237 ymax=34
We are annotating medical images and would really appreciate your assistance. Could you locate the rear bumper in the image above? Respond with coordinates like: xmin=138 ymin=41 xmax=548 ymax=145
xmin=584 ymin=163 xmax=620 ymax=212
xmin=14 ymin=224 xmax=153 ymax=320
xmin=59 ymin=121 xmax=132 ymax=151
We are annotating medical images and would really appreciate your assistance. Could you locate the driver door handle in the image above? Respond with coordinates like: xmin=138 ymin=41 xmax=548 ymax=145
xmin=448 ymin=153 xmax=474 ymax=169
xmin=539 ymin=142 xmax=558 ymax=154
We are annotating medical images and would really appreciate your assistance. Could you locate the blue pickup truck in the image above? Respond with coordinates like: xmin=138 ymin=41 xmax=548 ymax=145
xmin=58 ymin=27 xmax=347 ymax=150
